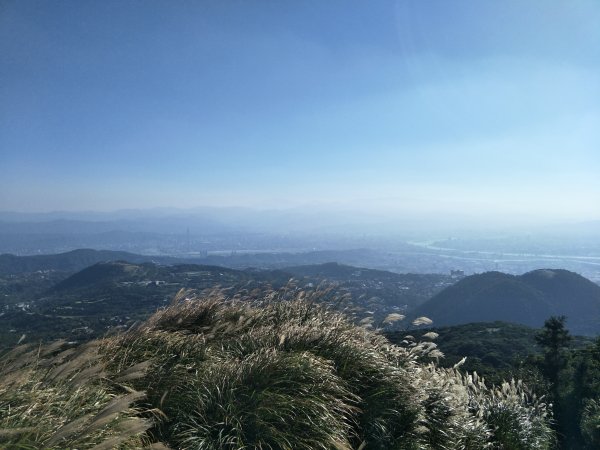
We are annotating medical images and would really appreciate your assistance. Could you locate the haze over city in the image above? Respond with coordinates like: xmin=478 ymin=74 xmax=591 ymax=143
xmin=1 ymin=0 xmax=599 ymax=226
xmin=3 ymin=4 xmax=600 ymax=449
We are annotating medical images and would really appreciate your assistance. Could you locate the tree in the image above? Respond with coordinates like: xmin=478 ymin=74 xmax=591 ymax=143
xmin=535 ymin=316 xmax=571 ymax=387
xmin=573 ymin=338 xmax=600 ymax=449
xmin=535 ymin=316 xmax=572 ymax=446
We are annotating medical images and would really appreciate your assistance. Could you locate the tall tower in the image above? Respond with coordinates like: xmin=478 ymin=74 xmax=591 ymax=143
xmin=186 ymin=227 xmax=190 ymax=253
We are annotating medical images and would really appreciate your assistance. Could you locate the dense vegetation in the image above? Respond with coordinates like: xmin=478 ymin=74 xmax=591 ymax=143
xmin=386 ymin=322 xmax=593 ymax=384
xmin=389 ymin=318 xmax=600 ymax=449
xmin=285 ymin=262 xmax=452 ymax=308
xmin=0 ymin=261 xmax=453 ymax=348
xmin=0 ymin=286 xmax=554 ymax=449
xmin=2 ymin=255 xmax=599 ymax=448
xmin=531 ymin=317 xmax=600 ymax=449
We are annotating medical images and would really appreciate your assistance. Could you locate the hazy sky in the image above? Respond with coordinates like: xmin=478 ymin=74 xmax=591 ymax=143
xmin=1 ymin=0 xmax=599 ymax=222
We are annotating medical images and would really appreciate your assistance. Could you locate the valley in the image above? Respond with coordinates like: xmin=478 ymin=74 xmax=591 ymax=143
xmin=2 ymin=249 xmax=600 ymax=449
xmin=0 ymin=251 xmax=457 ymax=347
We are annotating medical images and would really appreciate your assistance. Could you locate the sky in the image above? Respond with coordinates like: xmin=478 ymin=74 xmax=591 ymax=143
xmin=1 ymin=0 xmax=599 ymax=224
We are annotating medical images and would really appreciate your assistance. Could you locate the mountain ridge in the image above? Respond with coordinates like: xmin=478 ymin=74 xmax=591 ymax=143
xmin=414 ymin=269 xmax=600 ymax=335
xmin=0 ymin=248 xmax=181 ymax=274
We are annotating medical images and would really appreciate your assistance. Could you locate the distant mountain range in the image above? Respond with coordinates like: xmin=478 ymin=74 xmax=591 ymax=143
xmin=0 ymin=247 xmax=415 ymax=274
xmin=0 ymin=249 xmax=180 ymax=274
xmin=414 ymin=269 xmax=600 ymax=335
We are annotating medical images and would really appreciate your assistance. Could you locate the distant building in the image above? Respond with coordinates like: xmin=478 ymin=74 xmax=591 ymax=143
xmin=450 ymin=269 xmax=465 ymax=278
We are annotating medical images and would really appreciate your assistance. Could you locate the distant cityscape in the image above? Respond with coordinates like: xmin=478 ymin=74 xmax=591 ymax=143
xmin=0 ymin=211 xmax=599 ymax=285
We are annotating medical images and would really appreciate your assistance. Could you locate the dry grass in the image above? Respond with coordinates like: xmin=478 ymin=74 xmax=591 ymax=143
xmin=1 ymin=284 xmax=554 ymax=449
xmin=0 ymin=340 xmax=152 ymax=449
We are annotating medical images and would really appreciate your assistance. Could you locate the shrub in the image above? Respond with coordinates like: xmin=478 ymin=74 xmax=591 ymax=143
xmin=581 ymin=399 xmax=600 ymax=449
xmin=1 ymin=286 xmax=554 ymax=449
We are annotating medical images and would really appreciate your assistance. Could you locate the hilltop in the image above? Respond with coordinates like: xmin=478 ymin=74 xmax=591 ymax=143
xmin=413 ymin=269 xmax=600 ymax=335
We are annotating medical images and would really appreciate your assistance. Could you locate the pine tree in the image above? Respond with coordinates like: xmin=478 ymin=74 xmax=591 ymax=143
xmin=535 ymin=315 xmax=572 ymax=446
xmin=536 ymin=316 xmax=571 ymax=387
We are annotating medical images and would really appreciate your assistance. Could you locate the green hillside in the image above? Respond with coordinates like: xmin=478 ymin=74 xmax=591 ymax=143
xmin=387 ymin=321 xmax=593 ymax=384
xmin=0 ymin=261 xmax=288 ymax=347
xmin=284 ymin=262 xmax=454 ymax=308
xmin=413 ymin=270 xmax=600 ymax=335
xmin=0 ymin=260 xmax=453 ymax=348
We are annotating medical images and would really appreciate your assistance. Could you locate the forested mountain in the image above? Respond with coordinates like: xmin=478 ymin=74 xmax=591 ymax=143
xmin=283 ymin=262 xmax=453 ymax=308
xmin=0 ymin=261 xmax=289 ymax=346
xmin=414 ymin=269 xmax=600 ymax=335
xmin=0 ymin=259 xmax=451 ymax=347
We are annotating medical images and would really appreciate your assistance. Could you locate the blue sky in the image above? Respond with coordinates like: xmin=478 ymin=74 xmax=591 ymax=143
xmin=1 ymin=0 xmax=599 ymax=223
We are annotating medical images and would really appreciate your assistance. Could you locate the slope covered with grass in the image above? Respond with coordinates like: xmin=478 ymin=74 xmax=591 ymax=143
xmin=0 ymin=286 xmax=554 ymax=449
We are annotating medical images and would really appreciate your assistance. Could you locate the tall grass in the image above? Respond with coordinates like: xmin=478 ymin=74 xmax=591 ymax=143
xmin=581 ymin=399 xmax=600 ymax=449
xmin=0 ymin=340 xmax=153 ymax=449
xmin=1 ymin=285 xmax=554 ymax=449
